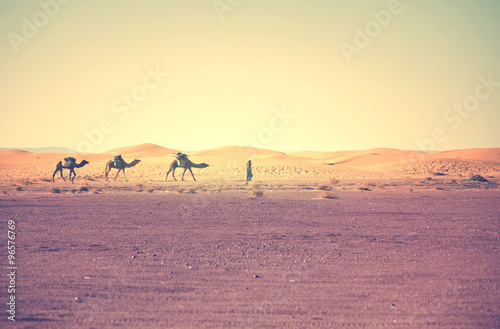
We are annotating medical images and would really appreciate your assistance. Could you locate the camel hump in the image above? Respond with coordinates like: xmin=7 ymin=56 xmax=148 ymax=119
xmin=112 ymin=155 xmax=123 ymax=166
xmin=63 ymin=157 xmax=76 ymax=166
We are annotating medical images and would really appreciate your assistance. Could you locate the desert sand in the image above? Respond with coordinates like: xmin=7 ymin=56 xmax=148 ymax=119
xmin=0 ymin=144 xmax=499 ymax=328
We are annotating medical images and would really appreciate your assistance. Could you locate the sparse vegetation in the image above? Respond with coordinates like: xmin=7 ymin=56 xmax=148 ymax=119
xmin=252 ymin=189 xmax=264 ymax=197
xmin=320 ymin=191 xmax=338 ymax=199
xmin=135 ymin=189 xmax=143 ymax=193
xmin=329 ymin=177 xmax=340 ymax=185
xmin=469 ymin=174 xmax=488 ymax=182
xmin=16 ymin=186 xmax=23 ymax=191
xmin=78 ymin=186 xmax=89 ymax=192
xmin=147 ymin=188 xmax=155 ymax=193
xmin=315 ymin=184 xmax=329 ymax=191
xmin=50 ymin=188 xmax=61 ymax=194
xmin=250 ymin=181 xmax=261 ymax=189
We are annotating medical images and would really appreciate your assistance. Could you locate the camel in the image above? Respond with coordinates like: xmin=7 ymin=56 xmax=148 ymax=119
xmin=52 ymin=158 xmax=89 ymax=182
xmin=105 ymin=156 xmax=141 ymax=182
xmin=165 ymin=156 xmax=209 ymax=181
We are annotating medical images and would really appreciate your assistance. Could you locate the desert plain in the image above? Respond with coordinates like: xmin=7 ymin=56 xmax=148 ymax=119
xmin=0 ymin=144 xmax=499 ymax=328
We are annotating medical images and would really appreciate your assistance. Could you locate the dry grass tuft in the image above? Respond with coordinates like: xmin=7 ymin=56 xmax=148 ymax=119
xmin=147 ymin=188 xmax=155 ymax=193
xmin=329 ymin=177 xmax=340 ymax=185
xmin=187 ymin=188 xmax=197 ymax=194
xmin=320 ymin=191 xmax=338 ymax=199
xmin=250 ymin=181 xmax=261 ymax=189
xmin=358 ymin=185 xmax=371 ymax=191
xmin=252 ymin=189 xmax=264 ymax=197
xmin=315 ymin=184 xmax=329 ymax=191
xmin=50 ymin=188 xmax=61 ymax=194
xmin=469 ymin=174 xmax=488 ymax=182
xmin=135 ymin=189 xmax=143 ymax=193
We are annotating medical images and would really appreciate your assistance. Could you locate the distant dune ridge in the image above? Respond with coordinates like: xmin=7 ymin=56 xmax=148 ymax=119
xmin=0 ymin=143 xmax=499 ymax=181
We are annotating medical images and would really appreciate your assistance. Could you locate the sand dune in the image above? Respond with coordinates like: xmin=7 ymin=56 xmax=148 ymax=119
xmin=431 ymin=148 xmax=500 ymax=164
xmin=190 ymin=145 xmax=285 ymax=158
xmin=0 ymin=144 xmax=499 ymax=182
xmin=103 ymin=143 xmax=179 ymax=158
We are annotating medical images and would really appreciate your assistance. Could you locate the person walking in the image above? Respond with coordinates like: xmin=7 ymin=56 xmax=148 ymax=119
xmin=246 ymin=160 xmax=253 ymax=181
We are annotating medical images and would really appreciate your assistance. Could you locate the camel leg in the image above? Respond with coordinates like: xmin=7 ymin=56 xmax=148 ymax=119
xmin=172 ymin=168 xmax=177 ymax=181
xmin=123 ymin=169 xmax=127 ymax=182
xmin=114 ymin=169 xmax=121 ymax=182
xmin=52 ymin=168 xmax=60 ymax=182
xmin=188 ymin=167 xmax=196 ymax=181
xmin=70 ymin=169 xmax=76 ymax=183
xmin=105 ymin=164 xmax=110 ymax=181
xmin=181 ymin=168 xmax=188 ymax=181
xmin=165 ymin=168 xmax=172 ymax=181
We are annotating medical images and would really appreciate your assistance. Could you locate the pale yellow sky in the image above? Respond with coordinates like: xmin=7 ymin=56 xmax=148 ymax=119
xmin=0 ymin=0 xmax=499 ymax=153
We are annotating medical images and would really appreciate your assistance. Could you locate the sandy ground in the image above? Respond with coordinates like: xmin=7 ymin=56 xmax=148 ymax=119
xmin=0 ymin=146 xmax=499 ymax=328
xmin=0 ymin=179 xmax=499 ymax=328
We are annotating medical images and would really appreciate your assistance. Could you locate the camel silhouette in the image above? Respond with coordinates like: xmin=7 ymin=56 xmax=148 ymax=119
xmin=105 ymin=157 xmax=141 ymax=182
xmin=52 ymin=158 xmax=89 ymax=182
xmin=165 ymin=156 xmax=208 ymax=181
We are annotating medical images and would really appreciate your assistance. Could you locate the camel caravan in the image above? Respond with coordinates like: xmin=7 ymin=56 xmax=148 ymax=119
xmin=52 ymin=153 xmax=209 ymax=183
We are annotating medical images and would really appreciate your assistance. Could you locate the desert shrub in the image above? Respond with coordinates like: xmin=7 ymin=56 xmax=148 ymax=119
xmin=252 ymin=189 xmax=264 ymax=197
xmin=315 ymin=184 xmax=329 ymax=191
xmin=50 ymin=188 xmax=61 ymax=194
xmin=135 ymin=189 xmax=143 ymax=193
xmin=359 ymin=186 xmax=371 ymax=191
xmin=424 ymin=177 xmax=432 ymax=181
xmin=320 ymin=191 xmax=338 ymax=199
xmin=250 ymin=181 xmax=261 ymax=189
xmin=70 ymin=189 xmax=78 ymax=193
xmin=78 ymin=186 xmax=89 ymax=192
xmin=187 ymin=188 xmax=197 ymax=194
xmin=16 ymin=186 xmax=23 ymax=191
xmin=469 ymin=175 xmax=488 ymax=182
xmin=176 ymin=187 xmax=185 ymax=194
xmin=147 ymin=188 xmax=155 ymax=193
xmin=329 ymin=177 xmax=340 ymax=185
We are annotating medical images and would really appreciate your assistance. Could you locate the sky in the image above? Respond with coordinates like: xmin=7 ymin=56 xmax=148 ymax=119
xmin=0 ymin=0 xmax=499 ymax=153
